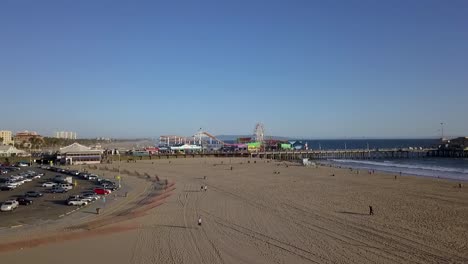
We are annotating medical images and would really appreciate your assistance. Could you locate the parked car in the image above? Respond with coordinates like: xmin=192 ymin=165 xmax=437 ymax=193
xmin=33 ymin=173 xmax=43 ymax=179
xmin=67 ymin=198 xmax=88 ymax=206
xmin=16 ymin=197 xmax=33 ymax=205
xmin=5 ymin=181 xmax=22 ymax=187
xmin=1 ymin=200 xmax=19 ymax=211
xmin=23 ymin=177 xmax=33 ymax=182
xmin=0 ymin=185 xmax=16 ymax=191
xmin=80 ymin=193 xmax=100 ymax=202
xmin=42 ymin=182 xmax=58 ymax=188
xmin=101 ymin=183 xmax=118 ymax=191
xmin=68 ymin=170 xmax=79 ymax=176
xmin=25 ymin=191 xmax=43 ymax=198
xmin=58 ymin=183 xmax=73 ymax=191
xmin=50 ymin=187 xmax=68 ymax=193
xmin=88 ymin=175 xmax=98 ymax=180
xmin=94 ymin=188 xmax=111 ymax=195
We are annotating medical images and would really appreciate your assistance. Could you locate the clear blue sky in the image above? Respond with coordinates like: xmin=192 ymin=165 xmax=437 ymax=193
xmin=1 ymin=0 xmax=467 ymax=139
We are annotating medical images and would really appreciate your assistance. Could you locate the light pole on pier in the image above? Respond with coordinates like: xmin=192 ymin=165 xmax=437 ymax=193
xmin=440 ymin=122 xmax=445 ymax=139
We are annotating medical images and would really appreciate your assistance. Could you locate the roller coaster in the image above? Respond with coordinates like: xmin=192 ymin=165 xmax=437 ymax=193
xmin=158 ymin=123 xmax=265 ymax=148
xmin=158 ymin=131 xmax=227 ymax=147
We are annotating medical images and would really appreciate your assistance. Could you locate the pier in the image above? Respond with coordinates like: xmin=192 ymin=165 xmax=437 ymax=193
xmin=104 ymin=148 xmax=468 ymax=163
xmin=251 ymin=149 xmax=432 ymax=160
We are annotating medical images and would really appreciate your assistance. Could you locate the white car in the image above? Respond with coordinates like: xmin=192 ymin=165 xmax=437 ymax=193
xmin=58 ymin=184 xmax=73 ymax=191
xmin=33 ymin=174 xmax=42 ymax=179
xmin=1 ymin=200 xmax=19 ymax=212
xmin=42 ymin=182 xmax=57 ymax=188
xmin=5 ymin=181 xmax=21 ymax=187
xmin=88 ymin=175 xmax=98 ymax=180
xmin=80 ymin=193 xmax=100 ymax=202
xmin=67 ymin=199 xmax=88 ymax=206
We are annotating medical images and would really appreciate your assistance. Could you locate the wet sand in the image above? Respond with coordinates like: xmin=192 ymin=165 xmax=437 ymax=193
xmin=0 ymin=158 xmax=467 ymax=263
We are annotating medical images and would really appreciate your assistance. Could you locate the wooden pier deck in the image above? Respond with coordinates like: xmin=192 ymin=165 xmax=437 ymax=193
xmin=106 ymin=148 xmax=468 ymax=162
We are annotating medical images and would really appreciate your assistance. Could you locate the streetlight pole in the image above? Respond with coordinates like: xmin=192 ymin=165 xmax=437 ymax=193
xmin=118 ymin=152 xmax=121 ymax=188
xmin=440 ymin=122 xmax=445 ymax=139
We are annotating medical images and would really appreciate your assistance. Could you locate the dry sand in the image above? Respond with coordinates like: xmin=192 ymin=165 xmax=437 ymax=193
xmin=0 ymin=157 xmax=467 ymax=263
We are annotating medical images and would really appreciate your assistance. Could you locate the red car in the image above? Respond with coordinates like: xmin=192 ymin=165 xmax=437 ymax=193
xmin=94 ymin=188 xmax=111 ymax=195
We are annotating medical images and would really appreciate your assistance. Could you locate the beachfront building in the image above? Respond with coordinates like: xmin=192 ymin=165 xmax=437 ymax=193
xmin=14 ymin=131 xmax=43 ymax=143
xmin=55 ymin=131 xmax=77 ymax=139
xmin=0 ymin=130 xmax=14 ymax=145
xmin=247 ymin=142 xmax=261 ymax=152
xmin=57 ymin=142 xmax=103 ymax=165
xmin=0 ymin=145 xmax=26 ymax=157
xmin=441 ymin=137 xmax=468 ymax=150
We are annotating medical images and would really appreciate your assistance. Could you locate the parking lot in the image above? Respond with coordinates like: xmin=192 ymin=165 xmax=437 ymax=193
xmin=0 ymin=166 xmax=114 ymax=227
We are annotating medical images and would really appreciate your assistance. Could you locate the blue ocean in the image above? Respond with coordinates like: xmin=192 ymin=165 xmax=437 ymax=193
xmin=295 ymin=139 xmax=438 ymax=150
xmin=294 ymin=139 xmax=467 ymax=181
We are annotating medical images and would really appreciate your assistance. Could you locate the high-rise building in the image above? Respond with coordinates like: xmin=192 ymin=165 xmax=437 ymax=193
xmin=0 ymin=130 xmax=14 ymax=145
xmin=55 ymin=131 xmax=77 ymax=139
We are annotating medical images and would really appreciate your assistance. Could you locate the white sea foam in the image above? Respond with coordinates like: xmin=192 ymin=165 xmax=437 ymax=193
xmin=328 ymin=159 xmax=468 ymax=180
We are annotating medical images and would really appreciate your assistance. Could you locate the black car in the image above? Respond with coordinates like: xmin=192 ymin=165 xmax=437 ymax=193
xmin=25 ymin=191 xmax=43 ymax=197
xmin=16 ymin=197 xmax=33 ymax=205
xmin=0 ymin=185 xmax=15 ymax=191
xmin=68 ymin=170 xmax=79 ymax=176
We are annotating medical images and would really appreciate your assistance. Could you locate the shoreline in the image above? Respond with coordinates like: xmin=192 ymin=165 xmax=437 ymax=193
xmin=320 ymin=158 xmax=468 ymax=182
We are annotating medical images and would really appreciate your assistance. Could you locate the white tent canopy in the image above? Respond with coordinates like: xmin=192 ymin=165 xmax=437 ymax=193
xmin=170 ymin=144 xmax=202 ymax=151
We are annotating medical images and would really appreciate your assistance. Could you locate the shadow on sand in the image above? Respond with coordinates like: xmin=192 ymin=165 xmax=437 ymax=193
xmin=337 ymin=211 xmax=369 ymax=216
xmin=149 ymin=224 xmax=192 ymax=229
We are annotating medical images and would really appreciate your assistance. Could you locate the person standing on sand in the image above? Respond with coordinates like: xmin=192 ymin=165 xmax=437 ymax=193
xmin=369 ymin=206 xmax=374 ymax=215
xmin=204 ymin=185 xmax=207 ymax=192
xmin=198 ymin=217 xmax=202 ymax=226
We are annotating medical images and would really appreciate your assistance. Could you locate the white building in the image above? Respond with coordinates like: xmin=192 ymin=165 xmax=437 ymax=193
xmin=57 ymin=143 xmax=102 ymax=165
xmin=0 ymin=145 xmax=26 ymax=157
xmin=55 ymin=131 xmax=77 ymax=139
xmin=0 ymin=130 xmax=14 ymax=145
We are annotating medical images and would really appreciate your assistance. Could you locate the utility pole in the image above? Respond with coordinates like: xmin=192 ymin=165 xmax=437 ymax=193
xmin=440 ymin=122 xmax=445 ymax=139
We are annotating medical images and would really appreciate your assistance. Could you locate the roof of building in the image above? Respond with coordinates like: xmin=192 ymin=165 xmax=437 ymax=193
xmin=59 ymin=143 xmax=103 ymax=154
xmin=0 ymin=145 xmax=13 ymax=151
xmin=0 ymin=145 xmax=24 ymax=153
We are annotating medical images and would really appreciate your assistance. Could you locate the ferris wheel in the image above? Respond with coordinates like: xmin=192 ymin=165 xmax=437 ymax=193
xmin=254 ymin=123 xmax=265 ymax=143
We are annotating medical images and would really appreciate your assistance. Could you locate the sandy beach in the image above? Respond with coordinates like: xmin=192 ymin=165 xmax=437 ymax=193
xmin=0 ymin=157 xmax=467 ymax=263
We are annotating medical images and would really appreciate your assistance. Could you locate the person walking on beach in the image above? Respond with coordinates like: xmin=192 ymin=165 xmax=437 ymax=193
xmin=369 ymin=206 xmax=374 ymax=216
xmin=198 ymin=217 xmax=202 ymax=226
